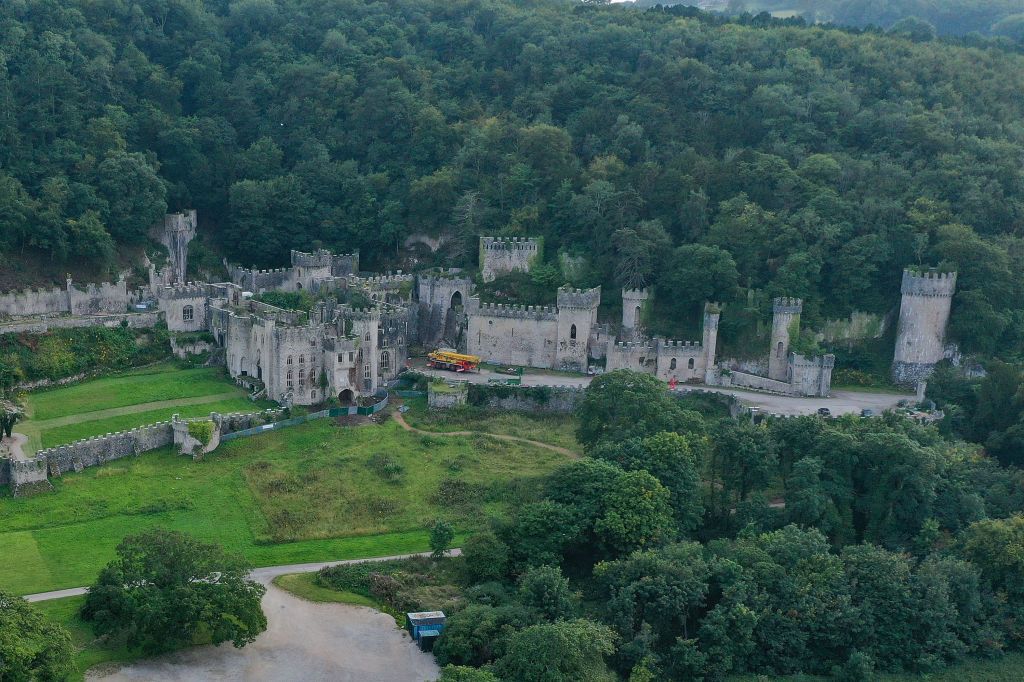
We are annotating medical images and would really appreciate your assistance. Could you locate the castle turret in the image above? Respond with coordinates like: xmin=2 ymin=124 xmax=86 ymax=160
xmin=892 ymin=268 xmax=957 ymax=386
xmin=479 ymin=236 xmax=542 ymax=282
xmin=555 ymin=286 xmax=601 ymax=372
xmin=769 ymin=297 xmax=802 ymax=382
xmin=621 ymin=288 xmax=650 ymax=336
xmin=702 ymin=303 xmax=721 ymax=382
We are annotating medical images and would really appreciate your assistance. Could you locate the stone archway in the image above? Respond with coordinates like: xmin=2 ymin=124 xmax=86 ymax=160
xmin=339 ymin=389 xmax=355 ymax=405
xmin=450 ymin=290 xmax=463 ymax=309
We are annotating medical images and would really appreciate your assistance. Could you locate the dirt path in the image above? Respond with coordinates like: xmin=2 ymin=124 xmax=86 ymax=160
xmin=392 ymin=409 xmax=579 ymax=458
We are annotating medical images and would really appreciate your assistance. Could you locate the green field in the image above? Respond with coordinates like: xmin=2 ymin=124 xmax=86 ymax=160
xmin=17 ymin=362 xmax=269 ymax=451
xmin=400 ymin=397 xmax=580 ymax=452
xmin=1 ymin=418 xmax=567 ymax=596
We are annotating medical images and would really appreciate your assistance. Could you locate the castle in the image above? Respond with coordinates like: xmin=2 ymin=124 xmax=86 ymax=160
xmin=0 ymin=221 xmax=958 ymax=402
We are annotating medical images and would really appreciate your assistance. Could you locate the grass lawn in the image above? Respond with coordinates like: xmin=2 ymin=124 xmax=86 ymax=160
xmin=401 ymin=397 xmax=580 ymax=452
xmin=16 ymin=362 xmax=268 ymax=453
xmin=0 ymin=419 xmax=568 ymax=596
xmin=273 ymin=572 xmax=378 ymax=608
xmin=37 ymin=397 xmax=267 ymax=448
xmin=25 ymin=363 xmax=244 ymax=420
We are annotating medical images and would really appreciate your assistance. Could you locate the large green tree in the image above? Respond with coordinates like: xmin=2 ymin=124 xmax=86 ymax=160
xmin=0 ymin=590 xmax=74 ymax=682
xmin=81 ymin=530 xmax=267 ymax=654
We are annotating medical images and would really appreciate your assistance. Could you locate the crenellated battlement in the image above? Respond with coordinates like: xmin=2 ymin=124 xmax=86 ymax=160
xmin=155 ymin=282 xmax=209 ymax=300
xmin=612 ymin=341 xmax=655 ymax=350
xmin=291 ymin=248 xmax=334 ymax=268
xmin=480 ymin=236 xmax=541 ymax=251
xmin=772 ymin=297 xmax=803 ymax=314
xmin=557 ymin=286 xmax=601 ymax=309
xmin=622 ymin=288 xmax=649 ymax=299
xmin=419 ymin=270 xmax=472 ymax=284
xmin=468 ymin=297 xmax=559 ymax=320
xmin=901 ymin=268 xmax=957 ymax=297
xmin=791 ymin=353 xmax=836 ymax=369
xmin=658 ymin=339 xmax=704 ymax=350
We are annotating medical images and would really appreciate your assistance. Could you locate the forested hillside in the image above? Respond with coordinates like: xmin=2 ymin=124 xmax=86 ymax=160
xmin=3 ymin=0 xmax=1024 ymax=355
xmin=728 ymin=0 xmax=1024 ymax=40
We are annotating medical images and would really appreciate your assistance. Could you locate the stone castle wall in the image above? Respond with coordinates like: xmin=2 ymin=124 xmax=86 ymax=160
xmin=466 ymin=299 xmax=559 ymax=368
xmin=480 ymin=236 xmax=541 ymax=282
xmin=0 ymin=278 xmax=132 ymax=319
xmin=0 ymin=311 xmax=162 ymax=335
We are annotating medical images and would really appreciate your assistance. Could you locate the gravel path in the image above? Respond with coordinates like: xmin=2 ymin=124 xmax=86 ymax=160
xmin=0 ymin=432 xmax=28 ymax=460
xmin=86 ymin=581 xmax=440 ymax=682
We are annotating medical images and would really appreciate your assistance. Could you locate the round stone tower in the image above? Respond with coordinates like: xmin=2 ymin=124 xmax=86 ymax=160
xmin=769 ymin=297 xmax=802 ymax=382
xmin=892 ymin=268 xmax=957 ymax=386
xmin=621 ymin=288 xmax=650 ymax=336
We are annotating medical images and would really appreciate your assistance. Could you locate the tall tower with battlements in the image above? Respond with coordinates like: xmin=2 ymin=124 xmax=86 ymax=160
xmin=769 ymin=297 xmax=802 ymax=382
xmin=702 ymin=303 xmax=721 ymax=382
xmin=892 ymin=268 xmax=957 ymax=386
xmin=621 ymin=288 xmax=649 ymax=337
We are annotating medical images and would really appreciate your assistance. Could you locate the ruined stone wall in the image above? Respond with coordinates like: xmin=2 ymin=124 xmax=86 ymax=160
xmin=416 ymin=273 xmax=473 ymax=346
xmin=0 ymin=311 xmax=161 ymax=335
xmin=479 ymin=236 xmax=541 ymax=282
xmin=469 ymin=384 xmax=582 ymax=413
xmin=727 ymin=371 xmax=794 ymax=395
xmin=0 ymin=278 xmax=131 ymax=318
xmin=466 ymin=299 xmax=558 ymax=368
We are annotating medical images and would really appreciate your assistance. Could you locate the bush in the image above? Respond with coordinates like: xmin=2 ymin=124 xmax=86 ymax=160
xmin=366 ymin=453 xmax=405 ymax=483
xmin=188 ymin=420 xmax=214 ymax=446
xmin=462 ymin=532 xmax=511 ymax=583
xmin=431 ymin=519 xmax=456 ymax=558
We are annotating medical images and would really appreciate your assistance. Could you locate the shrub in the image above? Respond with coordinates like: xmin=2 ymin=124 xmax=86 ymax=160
xmin=188 ymin=420 xmax=214 ymax=446
xmin=431 ymin=519 xmax=456 ymax=558
xmin=366 ymin=453 xmax=405 ymax=483
xmin=462 ymin=532 xmax=510 ymax=583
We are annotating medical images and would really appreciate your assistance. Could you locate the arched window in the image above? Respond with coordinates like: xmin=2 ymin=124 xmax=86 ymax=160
xmin=687 ymin=358 xmax=695 ymax=370
xmin=287 ymin=355 xmax=293 ymax=365
xmin=298 ymin=355 xmax=305 ymax=364
xmin=670 ymin=358 xmax=677 ymax=370
xmin=296 ymin=282 xmax=303 ymax=290
xmin=286 ymin=368 xmax=293 ymax=391
xmin=363 ymin=365 xmax=371 ymax=379
xmin=776 ymin=341 xmax=784 ymax=358
xmin=365 ymin=332 xmax=371 ymax=342
xmin=298 ymin=368 xmax=306 ymax=390
xmin=380 ymin=351 xmax=390 ymax=370
xmin=635 ymin=306 xmax=641 ymax=323
xmin=570 ymin=324 xmax=577 ymax=340
xmin=182 ymin=305 xmax=194 ymax=322
xmin=311 ymin=390 xmax=317 ymax=401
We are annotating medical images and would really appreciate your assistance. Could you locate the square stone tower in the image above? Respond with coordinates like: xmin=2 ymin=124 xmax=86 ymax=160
xmin=555 ymin=286 xmax=601 ymax=372
xmin=769 ymin=297 xmax=802 ymax=382
xmin=892 ymin=268 xmax=957 ymax=386
xmin=479 ymin=237 xmax=542 ymax=282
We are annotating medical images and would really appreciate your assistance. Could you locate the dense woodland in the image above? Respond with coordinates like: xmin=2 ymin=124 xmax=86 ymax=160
xmin=3 ymin=0 xmax=1024 ymax=357
xmin=318 ymin=371 xmax=1024 ymax=681
xmin=726 ymin=0 xmax=1024 ymax=40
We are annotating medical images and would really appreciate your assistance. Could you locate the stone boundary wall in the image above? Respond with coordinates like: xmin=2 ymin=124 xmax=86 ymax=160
xmin=726 ymin=371 xmax=794 ymax=395
xmin=0 ymin=279 xmax=133 ymax=318
xmin=428 ymin=382 xmax=468 ymax=410
xmin=1 ymin=408 xmax=285 ymax=496
xmin=466 ymin=383 xmax=583 ymax=413
xmin=0 ymin=311 xmax=162 ymax=336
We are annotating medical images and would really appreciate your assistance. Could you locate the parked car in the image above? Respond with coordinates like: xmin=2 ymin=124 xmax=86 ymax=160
xmin=860 ymin=408 xmax=875 ymax=418
xmin=817 ymin=407 xmax=832 ymax=417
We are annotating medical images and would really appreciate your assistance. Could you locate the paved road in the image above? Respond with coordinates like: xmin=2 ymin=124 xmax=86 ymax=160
xmin=23 ymin=550 xmax=461 ymax=603
xmin=414 ymin=364 xmax=911 ymax=417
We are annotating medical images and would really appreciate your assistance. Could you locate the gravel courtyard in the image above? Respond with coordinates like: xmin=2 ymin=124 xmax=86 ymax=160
xmin=87 ymin=580 xmax=440 ymax=682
